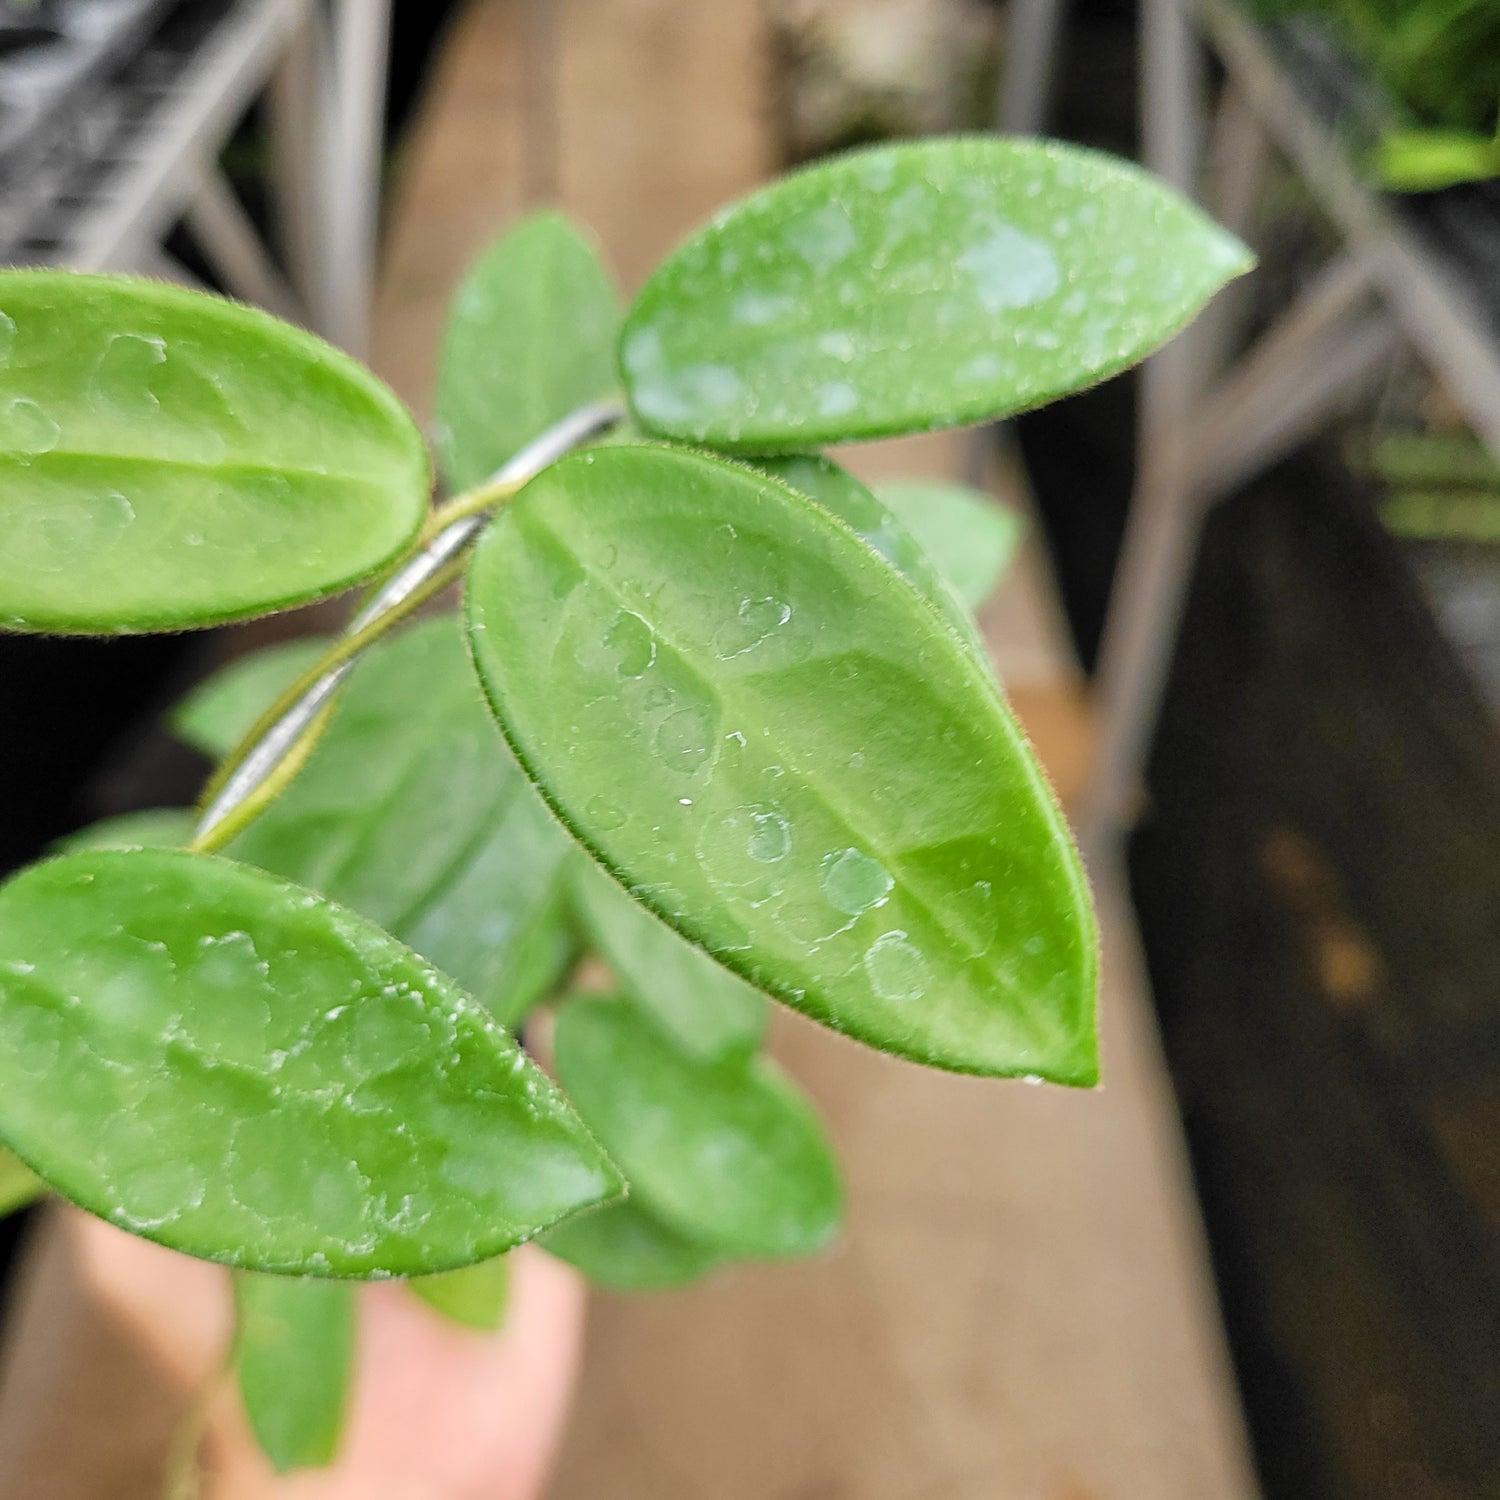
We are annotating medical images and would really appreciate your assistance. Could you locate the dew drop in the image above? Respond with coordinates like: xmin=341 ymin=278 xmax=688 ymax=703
xmin=821 ymin=847 xmax=893 ymax=916
xmin=0 ymin=397 xmax=60 ymax=456
xmin=578 ymin=607 xmax=655 ymax=681
xmin=747 ymin=809 xmax=791 ymax=864
xmin=0 ymin=310 xmax=16 ymax=362
xmin=864 ymin=930 xmax=929 ymax=1002
xmin=95 ymin=490 xmax=135 ymax=531
xmin=696 ymin=804 xmax=791 ymax=896
xmin=95 ymin=332 xmax=167 ymax=417
xmin=713 ymin=595 xmax=792 ymax=659
xmin=603 ymin=609 xmax=655 ymax=679
xmin=654 ymin=704 xmax=714 ymax=774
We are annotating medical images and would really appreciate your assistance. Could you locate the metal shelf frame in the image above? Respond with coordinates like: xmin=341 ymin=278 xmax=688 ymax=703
xmin=2 ymin=0 xmax=391 ymax=355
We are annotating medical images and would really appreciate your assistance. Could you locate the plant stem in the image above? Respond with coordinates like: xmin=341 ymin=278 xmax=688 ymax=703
xmin=189 ymin=399 xmax=625 ymax=854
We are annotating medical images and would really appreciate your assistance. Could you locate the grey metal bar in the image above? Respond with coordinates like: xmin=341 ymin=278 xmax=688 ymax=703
xmin=997 ymin=0 xmax=1071 ymax=136
xmin=185 ymin=167 xmax=306 ymax=324
xmin=318 ymin=0 xmax=392 ymax=355
xmin=70 ymin=0 xmax=310 ymax=270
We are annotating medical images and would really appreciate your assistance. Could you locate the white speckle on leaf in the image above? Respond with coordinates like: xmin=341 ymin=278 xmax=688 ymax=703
xmin=731 ymin=289 xmax=792 ymax=326
xmin=785 ymin=200 xmax=857 ymax=270
xmin=816 ymin=382 xmax=858 ymax=418
xmin=956 ymin=221 xmax=1060 ymax=313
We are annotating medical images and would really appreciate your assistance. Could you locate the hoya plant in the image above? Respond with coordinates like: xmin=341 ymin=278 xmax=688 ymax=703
xmin=0 ymin=137 xmax=1249 ymax=1480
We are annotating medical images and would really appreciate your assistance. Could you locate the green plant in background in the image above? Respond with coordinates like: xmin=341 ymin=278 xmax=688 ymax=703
xmin=1249 ymin=0 xmax=1500 ymax=190
xmin=0 ymin=136 xmax=1250 ymax=1481
xmin=1355 ymin=429 xmax=1500 ymax=541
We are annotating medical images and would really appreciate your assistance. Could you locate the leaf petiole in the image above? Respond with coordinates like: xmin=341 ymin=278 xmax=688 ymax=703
xmin=188 ymin=400 xmax=624 ymax=853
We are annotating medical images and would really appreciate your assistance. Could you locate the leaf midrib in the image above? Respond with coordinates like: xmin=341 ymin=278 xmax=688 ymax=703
xmin=0 ymin=447 xmax=402 ymax=489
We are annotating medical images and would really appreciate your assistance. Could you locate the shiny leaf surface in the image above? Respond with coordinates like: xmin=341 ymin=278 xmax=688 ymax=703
xmin=0 ymin=849 xmax=620 ymax=1274
xmin=466 ymin=446 xmax=1098 ymax=1083
xmin=553 ymin=997 xmax=841 ymax=1258
xmin=543 ymin=1199 xmax=722 ymax=1291
xmin=227 ymin=616 xmax=576 ymax=1023
xmin=235 ymin=1274 xmax=353 ymax=1474
xmin=621 ymin=136 xmax=1252 ymax=449
xmin=409 ymin=1255 xmax=511 ymax=1331
xmin=571 ymin=857 xmax=765 ymax=1062
xmin=0 ymin=272 xmax=429 ymax=633
xmin=875 ymin=479 xmax=1021 ymax=611
xmin=753 ymin=454 xmax=979 ymax=649
xmin=436 ymin=211 xmax=621 ymax=492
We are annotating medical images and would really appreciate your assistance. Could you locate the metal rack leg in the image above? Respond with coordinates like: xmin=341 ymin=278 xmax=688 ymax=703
xmin=1083 ymin=0 xmax=1205 ymax=844
xmin=186 ymin=168 xmax=305 ymax=323
xmin=267 ymin=3 xmax=325 ymax=324
xmin=318 ymin=0 xmax=392 ymax=357
xmin=998 ymin=0 xmax=1071 ymax=136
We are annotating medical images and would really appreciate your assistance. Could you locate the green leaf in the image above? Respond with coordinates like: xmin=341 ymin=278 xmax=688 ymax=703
xmin=620 ymin=136 xmax=1252 ymax=450
xmin=466 ymin=446 xmax=1098 ymax=1083
xmin=436 ymin=211 xmax=622 ymax=493
xmin=0 ymin=848 xmax=620 ymax=1274
xmin=752 ymin=455 xmax=981 ymax=651
xmin=0 ymin=1147 xmax=43 ymax=1217
xmin=227 ymin=616 xmax=576 ymax=1023
xmin=571 ymin=857 xmax=765 ymax=1062
xmin=235 ymin=1274 xmax=354 ymax=1473
xmin=553 ymin=996 xmax=841 ymax=1258
xmin=1374 ymin=130 xmax=1500 ymax=192
xmin=0 ymin=271 xmax=430 ymax=634
xmin=50 ymin=807 xmax=194 ymax=855
xmin=173 ymin=637 xmax=333 ymax=759
xmin=875 ymin=479 xmax=1022 ymax=611
xmin=543 ymin=1199 xmax=722 ymax=1291
xmin=409 ymin=1255 xmax=510 ymax=1330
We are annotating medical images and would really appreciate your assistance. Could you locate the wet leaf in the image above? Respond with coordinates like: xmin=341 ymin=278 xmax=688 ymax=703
xmin=0 ymin=1147 xmax=42 ymax=1217
xmin=571 ymin=857 xmax=765 ymax=1062
xmin=173 ymin=636 xmax=332 ymax=758
xmin=875 ymin=479 xmax=1021 ymax=611
xmin=227 ymin=616 xmax=576 ymax=1023
xmin=50 ymin=807 xmax=194 ymax=855
xmin=466 ymin=446 xmax=1098 ymax=1083
xmin=0 ymin=271 xmax=429 ymax=634
xmin=553 ymin=996 xmax=841 ymax=1258
xmin=409 ymin=1255 xmax=510 ymax=1330
xmin=543 ymin=1199 xmax=722 ymax=1291
xmin=620 ymin=136 xmax=1252 ymax=449
xmin=235 ymin=1274 xmax=354 ymax=1474
xmin=753 ymin=454 xmax=980 ymax=651
xmin=437 ymin=211 xmax=621 ymax=492
xmin=0 ymin=848 xmax=621 ymax=1274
